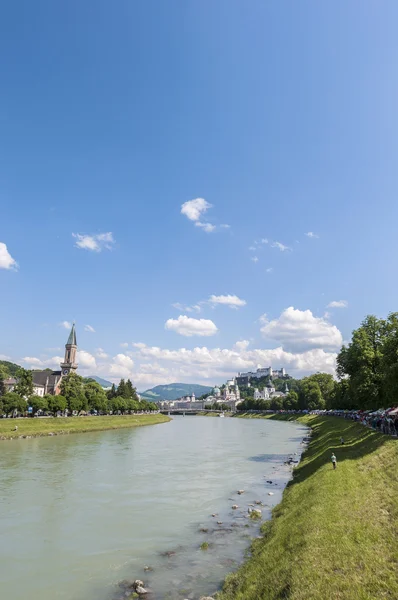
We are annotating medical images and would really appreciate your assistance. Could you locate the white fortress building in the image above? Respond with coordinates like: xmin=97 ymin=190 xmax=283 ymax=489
xmin=236 ymin=366 xmax=287 ymax=385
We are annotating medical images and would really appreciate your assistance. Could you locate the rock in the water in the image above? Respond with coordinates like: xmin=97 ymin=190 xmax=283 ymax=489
xmin=144 ymin=566 xmax=153 ymax=571
xmin=136 ymin=586 xmax=147 ymax=595
xmin=232 ymin=504 xmax=239 ymax=509
xmin=268 ymin=492 xmax=274 ymax=496
xmin=237 ymin=489 xmax=245 ymax=495
xmin=199 ymin=597 xmax=215 ymax=600
xmin=217 ymin=521 xmax=223 ymax=525
xmin=134 ymin=580 xmax=144 ymax=589
xmin=248 ymin=507 xmax=262 ymax=516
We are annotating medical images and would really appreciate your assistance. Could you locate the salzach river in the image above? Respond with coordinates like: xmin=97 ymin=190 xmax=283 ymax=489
xmin=0 ymin=416 xmax=307 ymax=600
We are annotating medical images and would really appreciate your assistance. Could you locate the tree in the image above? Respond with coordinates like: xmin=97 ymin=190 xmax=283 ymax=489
xmin=28 ymin=395 xmax=48 ymax=415
xmin=300 ymin=379 xmax=325 ymax=410
xmin=337 ymin=315 xmax=386 ymax=409
xmin=0 ymin=364 xmax=9 ymax=396
xmin=107 ymin=383 xmax=117 ymax=400
xmin=2 ymin=392 xmax=26 ymax=416
xmin=60 ymin=373 xmax=86 ymax=413
xmin=47 ymin=394 xmax=67 ymax=415
xmin=285 ymin=390 xmax=299 ymax=410
xmin=116 ymin=379 xmax=127 ymax=398
xmin=14 ymin=368 xmax=33 ymax=398
xmin=84 ymin=381 xmax=108 ymax=413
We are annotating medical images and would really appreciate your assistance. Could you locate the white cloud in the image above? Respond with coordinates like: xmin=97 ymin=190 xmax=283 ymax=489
xmin=96 ymin=348 xmax=109 ymax=359
xmin=165 ymin=315 xmax=218 ymax=337
xmin=271 ymin=241 xmax=291 ymax=252
xmin=120 ymin=342 xmax=129 ymax=348
xmin=108 ymin=353 xmax=135 ymax=378
xmin=0 ymin=242 xmax=18 ymax=270
xmin=249 ymin=246 xmax=256 ymax=251
xmin=181 ymin=198 xmax=212 ymax=222
xmin=266 ymin=267 xmax=273 ymax=273
xmin=22 ymin=355 xmax=64 ymax=369
xmin=327 ymin=300 xmax=348 ymax=308
xmin=22 ymin=356 xmax=44 ymax=366
xmin=195 ymin=221 xmax=216 ymax=233
xmin=131 ymin=341 xmax=338 ymax=382
xmin=209 ymin=294 xmax=246 ymax=309
xmin=260 ymin=238 xmax=269 ymax=245
xmin=72 ymin=232 xmax=115 ymax=252
xmin=84 ymin=324 xmax=96 ymax=333
xmin=0 ymin=354 xmax=10 ymax=360
xmin=251 ymin=256 xmax=259 ymax=263
xmin=260 ymin=307 xmax=343 ymax=352
xmin=172 ymin=302 xmax=202 ymax=313
xmin=60 ymin=321 xmax=72 ymax=330
xmin=77 ymin=350 xmax=97 ymax=369
xmin=306 ymin=232 xmax=319 ymax=239
xmin=220 ymin=224 xmax=230 ymax=229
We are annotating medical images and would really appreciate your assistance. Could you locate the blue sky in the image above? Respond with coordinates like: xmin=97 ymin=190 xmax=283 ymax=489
xmin=2 ymin=1 xmax=398 ymax=389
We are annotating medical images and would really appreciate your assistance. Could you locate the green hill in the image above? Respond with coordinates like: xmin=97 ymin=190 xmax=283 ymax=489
xmin=85 ymin=375 xmax=113 ymax=388
xmin=140 ymin=382 xmax=213 ymax=401
xmin=0 ymin=360 xmax=21 ymax=377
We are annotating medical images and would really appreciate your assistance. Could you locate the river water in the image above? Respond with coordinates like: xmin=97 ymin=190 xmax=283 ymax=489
xmin=0 ymin=416 xmax=307 ymax=600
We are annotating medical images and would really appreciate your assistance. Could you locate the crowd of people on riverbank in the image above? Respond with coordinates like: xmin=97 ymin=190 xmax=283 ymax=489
xmin=309 ymin=407 xmax=398 ymax=437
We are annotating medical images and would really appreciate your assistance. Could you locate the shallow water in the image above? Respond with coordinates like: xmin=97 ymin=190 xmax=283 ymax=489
xmin=0 ymin=416 xmax=307 ymax=600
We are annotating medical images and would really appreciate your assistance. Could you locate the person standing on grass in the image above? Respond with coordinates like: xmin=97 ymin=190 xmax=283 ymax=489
xmin=340 ymin=436 xmax=345 ymax=445
xmin=331 ymin=453 xmax=337 ymax=470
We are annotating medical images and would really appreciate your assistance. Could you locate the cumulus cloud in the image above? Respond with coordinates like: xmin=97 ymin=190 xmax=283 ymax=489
xmin=60 ymin=321 xmax=72 ymax=330
xmin=172 ymin=302 xmax=201 ymax=313
xmin=84 ymin=324 xmax=96 ymax=333
xmin=22 ymin=355 xmax=64 ymax=369
xmin=271 ymin=241 xmax=291 ymax=252
xmin=260 ymin=307 xmax=343 ymax=352
xmin=72 ymin=232 xmax=115 ymax=252
xmin=131 ymin=341 xmax=337 ymax=381
xmin=195 ymin=221 xmax=216 ymax=233
xmin=209 ymin=294 xmax=246 ymax=309
xmin=96 ymin=348 xmax=109 ymax=359
xmin=0 ymin=242 xmax=18 ymax=270
xmin=108 ymin=353 xmax=135 ymax=378
xmin=327 ymin=300 xmax=348 ymax=308
xmin=306 ymin=232 xmax=319 ymax=239
xmin=181 ymin=198 xmax=211 ymax=222
xmin=165 ymin=315 xmax=218 ymax=337
xmin=251 ymin=256 xmax=259 ymax=263
xmin=77 ymin=350 xmax=97 ymax=369
xmin=120 ymin=342 xmax=129 ymax=348
xmin=266 ymin=267 xmax=273 ymax=273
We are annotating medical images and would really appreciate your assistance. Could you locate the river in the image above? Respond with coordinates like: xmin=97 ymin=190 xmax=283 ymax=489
xmin=0 ymin=416 xmax=307 ymax=600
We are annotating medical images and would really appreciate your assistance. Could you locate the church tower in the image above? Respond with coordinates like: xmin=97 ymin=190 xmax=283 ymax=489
xmin=60 ymin=323 xmax=78 ymax=376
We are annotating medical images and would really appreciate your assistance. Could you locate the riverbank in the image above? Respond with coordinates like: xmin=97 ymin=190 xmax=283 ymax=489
xmin=218 ymin=414 xmax=398 ymax=600
xmin=0 ymin=413 xmax=171 ymax=440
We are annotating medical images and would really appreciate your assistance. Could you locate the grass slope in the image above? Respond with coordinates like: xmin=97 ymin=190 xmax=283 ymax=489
xmin=219 ymin=415 xmax=398 ymax=600
xmin=0 ymin=413 xmax=170 ymax=440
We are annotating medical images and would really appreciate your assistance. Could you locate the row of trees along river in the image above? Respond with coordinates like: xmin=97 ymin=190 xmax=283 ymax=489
xmin=0 ymin=370 xmax=158 ymax=417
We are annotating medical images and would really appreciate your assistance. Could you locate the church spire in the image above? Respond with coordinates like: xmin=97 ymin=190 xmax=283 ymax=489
xmin=60 ymin=323 xmax=78 ymax=376
xmin=67 ymin=322 xmax=77 ymax=346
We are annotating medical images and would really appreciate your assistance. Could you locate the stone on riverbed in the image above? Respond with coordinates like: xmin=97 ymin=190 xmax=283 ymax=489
xmin=237 ymin=489 xmax=245 ymax=495
xmin=232 ymin=504 xmax=239 ymax=509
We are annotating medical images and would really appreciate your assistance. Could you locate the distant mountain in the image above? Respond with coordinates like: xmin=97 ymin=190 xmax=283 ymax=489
xmin=86 ymin=375 xmax=113 ymax=388
xmin=140 ymin=383 xmax=213 ymax=402
xmin=0 ymin=360 xmax=21 ymax=377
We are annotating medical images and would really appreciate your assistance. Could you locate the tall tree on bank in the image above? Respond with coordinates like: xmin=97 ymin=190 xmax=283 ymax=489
xmin=337 ymin=315 xmax=385 ymax=409
xmin=14 ymin=368 xmax=34 ymax=398
xmin=60 ymin=373 xmax=86 ymax=413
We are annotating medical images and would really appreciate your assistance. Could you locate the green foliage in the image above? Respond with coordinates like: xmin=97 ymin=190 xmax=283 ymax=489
xmin=1 ymin=392 xmax=26 ymax=415
xmin=47 ymin=394 xmax=67 ymax=414
xmin=84 ymin=381 xmax=108 ymax=413
xmin=14 ymin=368 xmax=34 ymax=398
xmin=28 ymin=395 xmax=48 ymax=415
xmin=0 ymin=365 xmax=8 ymax=396
xmin=200 ymin=542 xmax=209 ymax=550
xmin=0 ymin=360 xmax=21 ymax=377
xmin=60 ymin=373 xmax=86 ymax=413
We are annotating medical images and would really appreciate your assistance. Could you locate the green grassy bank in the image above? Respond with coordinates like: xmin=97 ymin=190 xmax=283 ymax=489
xmin=218 ymin=414 xmax=398 ymax=600
xmin=0 ymin=413 xmax=171 ymax=440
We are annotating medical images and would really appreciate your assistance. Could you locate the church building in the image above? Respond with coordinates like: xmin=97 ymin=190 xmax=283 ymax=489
xmin=32 ymin=323 xmax=78 ymax=395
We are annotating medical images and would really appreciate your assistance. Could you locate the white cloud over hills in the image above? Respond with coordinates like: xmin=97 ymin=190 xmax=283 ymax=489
xmin=165 ymin=315 xmax=218 ymax=337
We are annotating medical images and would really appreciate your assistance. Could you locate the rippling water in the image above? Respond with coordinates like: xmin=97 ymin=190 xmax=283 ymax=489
xmin=0 ymin=416 xmax=307 ymax=600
